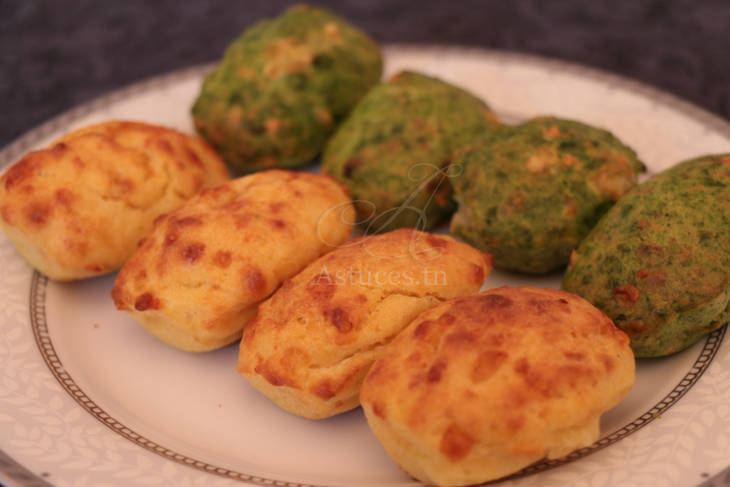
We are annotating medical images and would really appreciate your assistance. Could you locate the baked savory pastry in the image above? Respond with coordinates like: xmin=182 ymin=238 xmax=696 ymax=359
xmin=563 ymin=154 xmax=730 ymax=357
xmin=238 ymin=228 xmax=492 ymax=419
xmin=111 ymin=170 xmax=354 ymax=352
xmin=192 ymin=5 xmax=382 ymax=172
xmin=0 ymin=120 xmax=229 ymax=280
xmin=360 ymin=286 xmax=635 ymax=486
xmin=322 ymin=71 xmax=500 ymax=232
xmin=450 ymin=116 xmax=644 ymax=273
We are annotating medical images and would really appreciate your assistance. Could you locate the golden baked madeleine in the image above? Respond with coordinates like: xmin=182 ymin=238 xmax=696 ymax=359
xmin=238 ymin=229 xmax=492 ymax=419
xmin=112 ymin=170 xmax=354 ymax=352
xmin=0 ymin=121 xmax=229 ymax=280
xmin=360 ymin=286 xmax=635 ymax=486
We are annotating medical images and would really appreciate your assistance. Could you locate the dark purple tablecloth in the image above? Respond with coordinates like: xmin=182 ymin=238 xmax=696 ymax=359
xmin=1 ymin=0 xmax=729 ymax=147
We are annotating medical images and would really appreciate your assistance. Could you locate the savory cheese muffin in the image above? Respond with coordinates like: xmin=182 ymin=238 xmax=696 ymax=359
xmin=451 ymin=117 xmax=644 ymax=273
xmin=322 ymin=71 xmax=500 ymax=232
xmin=238 ymin=229 xmax=492 ymax=419
xmin=111 ymin=170 xmax=354 ymax=352
xmin=360 ymin=287 xmax=635 ymax=486
xmin=563 ymin=154 xmax=730 ymax=356
xmin=0 ymin=120 xmax=229 ymax=280
xmin=192 ymin=5 xmax=382 ymax=172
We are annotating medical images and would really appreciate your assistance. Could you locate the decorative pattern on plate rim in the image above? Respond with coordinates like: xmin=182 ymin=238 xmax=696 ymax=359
xmin=25 ymin=250 xmax=730 ymax=485
xmin=1 ymin=45 xmax=730 ymax=486
xmin=28 ymin=272 xmax=316 ymax=487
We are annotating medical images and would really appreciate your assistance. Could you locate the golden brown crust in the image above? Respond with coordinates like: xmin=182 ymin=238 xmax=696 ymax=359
xmin=112 ymin=169 xmax=355 ymax=352
xmin=238 ymin=229 xmax=492 ymax=418
xmin=360 ymin=286 xmax=635 ymax=486
xmin=0 ymin=120 xmax=230 ymax=280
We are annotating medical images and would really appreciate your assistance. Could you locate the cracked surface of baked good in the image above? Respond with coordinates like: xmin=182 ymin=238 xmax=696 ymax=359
xmin=112 ymin=169 xmax=355 ymax=352
xmin=238 ymin=228 xmax=492 ymax=418
xmin=360 ymin=286 xmax=635 ymax=486
xmin=0 ymin=120 xmax=230 ymax=280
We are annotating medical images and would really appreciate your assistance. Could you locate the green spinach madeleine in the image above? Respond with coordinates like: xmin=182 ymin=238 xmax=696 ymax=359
xmin=322 ymin=71 xmax=500 ymax=232
xmin=192 ymin=5 xmax=382 ymax=172
xmin=450 ymin=117 xmax=644 ymax=273
xmin=563 ymin=154 xmax=730 ymax=357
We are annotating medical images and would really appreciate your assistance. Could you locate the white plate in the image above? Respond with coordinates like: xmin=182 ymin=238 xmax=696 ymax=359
xmin=1 ymin=45 xmax=730 ymax=487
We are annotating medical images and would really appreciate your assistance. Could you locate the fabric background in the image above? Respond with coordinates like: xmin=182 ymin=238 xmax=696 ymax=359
xmin=1 ymin=0 xmax=729 ymax=148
